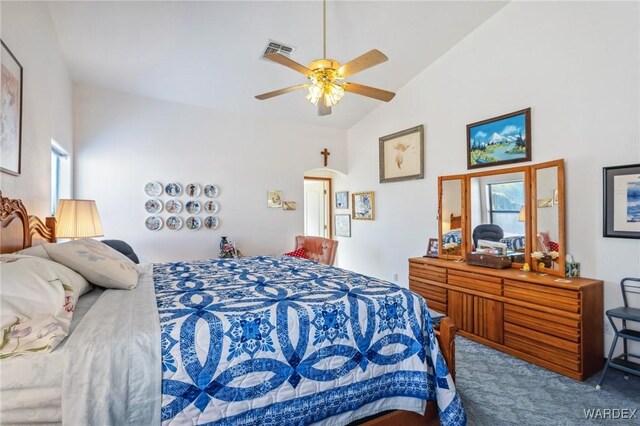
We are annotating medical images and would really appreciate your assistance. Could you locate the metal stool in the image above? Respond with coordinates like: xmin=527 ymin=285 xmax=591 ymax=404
xmin=596 ymin=277 xmax=640 ymax=389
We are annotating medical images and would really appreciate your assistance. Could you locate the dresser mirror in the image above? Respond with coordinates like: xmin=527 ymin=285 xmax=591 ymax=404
xmin=467 ymin=166 xmax=530 ymax=265
xmin=438 ymin=159 xmax=566 ymax=273
xmin=531 ymin=159 xmax=565 ymax=277
xmin=438 ymin=176 xmax=466 ymax=258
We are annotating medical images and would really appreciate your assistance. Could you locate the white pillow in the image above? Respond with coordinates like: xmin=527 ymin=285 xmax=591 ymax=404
xmin=17 ymin=244 xmax=52 ymax=260
xmin=17 ymin=245 xmax=92 ymax=296
xmin=0 ymin=255 xmax=78 ymax=358
xmin=44 ymin=238 xmax=139 ymax=290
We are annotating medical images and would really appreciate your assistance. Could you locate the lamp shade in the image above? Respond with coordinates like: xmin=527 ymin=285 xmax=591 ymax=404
xmin=55 ymin=199 xmax=104 ymax=239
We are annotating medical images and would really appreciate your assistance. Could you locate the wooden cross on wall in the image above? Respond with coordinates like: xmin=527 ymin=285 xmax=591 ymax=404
xmin=321 ymin=148 xmax=330 ymax=167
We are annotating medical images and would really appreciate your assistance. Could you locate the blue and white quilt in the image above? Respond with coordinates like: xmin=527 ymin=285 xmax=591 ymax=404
xmin=153 ymin=256 xmax=466 ymax=426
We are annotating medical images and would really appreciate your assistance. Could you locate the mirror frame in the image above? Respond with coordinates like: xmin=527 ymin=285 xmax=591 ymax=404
xmin=530 ymin=159 xmax=566 ymax=277
xmin=465 ymin=164 xmax=532 ymax=268
xmin=438 ymin=175 xmax=467 ymax=260
xmin=438 ymin=159 xmax=566 ymax=273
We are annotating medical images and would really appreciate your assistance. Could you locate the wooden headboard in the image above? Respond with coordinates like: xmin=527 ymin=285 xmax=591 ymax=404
xmin=0 ymin=191 xmax=56 ymax=254
xmin=450 ymin=213 xmax=462 ymax=230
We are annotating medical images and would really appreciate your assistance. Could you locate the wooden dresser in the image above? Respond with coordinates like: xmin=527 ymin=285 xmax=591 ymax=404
xmin=409 ymin=257 xmax=604 ymax=380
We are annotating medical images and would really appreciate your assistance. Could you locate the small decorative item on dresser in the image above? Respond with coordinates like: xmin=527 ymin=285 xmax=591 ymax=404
xmin=426 ymin=238 xmax=439 ymax=258
xmin=442 ymin=242 xmax=458 ymax=260
xmin=565 ymin=254 xmax=581 ymax=277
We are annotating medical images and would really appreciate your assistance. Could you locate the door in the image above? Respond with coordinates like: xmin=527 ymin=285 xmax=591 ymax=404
xmin=304 ymin=178 xmax=330 ymax=238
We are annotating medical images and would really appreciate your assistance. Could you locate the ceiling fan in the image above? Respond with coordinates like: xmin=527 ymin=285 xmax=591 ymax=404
xmin=255 ymin=0 xmax=396 ymax=116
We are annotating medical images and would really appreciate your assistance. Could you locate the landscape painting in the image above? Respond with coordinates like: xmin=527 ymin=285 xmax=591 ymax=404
xmin=467 ymin=108 xmax=531 ymax=170
xmin=628 ymin=181 xmax=640 ymax=223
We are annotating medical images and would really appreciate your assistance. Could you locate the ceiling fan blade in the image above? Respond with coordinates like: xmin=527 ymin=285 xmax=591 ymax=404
xmin=337 ymin=49 xmax=388 ymax=78
xmin=263 ymin=53 xmax=313 ymax=77
xmin=255 ymin=84 xmax=308 ymax=100
xmin=343 ymin=82 xmax=395 ymax=102
xmin=318 ymin=101 xmax=331 ymax=116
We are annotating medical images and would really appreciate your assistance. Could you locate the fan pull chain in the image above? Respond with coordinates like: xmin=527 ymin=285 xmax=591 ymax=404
xmin=323 ymin=0 xmax=326 ymax=59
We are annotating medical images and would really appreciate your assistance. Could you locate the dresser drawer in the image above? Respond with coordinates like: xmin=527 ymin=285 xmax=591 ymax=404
xmin=447 ymin=269 xmax=502 ymax=295
xmin=505 ymin=328 xmax=581 ymax=372
xmin=409 ymin=262 xmax=447 ymax=285
xmin=409 ymin=280 xmax=447 ymax=313
xmin=504 ymin=279 xmax=580 ymax=313
xmin=504 ymin=304 xmax=580 ymax=342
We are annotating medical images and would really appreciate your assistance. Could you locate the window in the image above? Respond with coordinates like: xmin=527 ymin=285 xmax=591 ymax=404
xmin=487 ymin=181 xmax=525 ymax=236
xmin=51 ymin=141 xmax=70 ymax=215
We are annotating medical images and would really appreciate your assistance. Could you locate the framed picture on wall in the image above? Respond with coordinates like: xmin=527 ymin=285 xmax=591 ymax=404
xmin=334 ymin=214 xmax=351 ymax=237
xmin=335 ymin=191 xmax=349 ymax=209
xmin=467 ymin=108 xmax=531 ymax=170
xmin=352 ymin=191 xmax=374 ymax=220
xmin=267 ymin=190 xmax=283 ymax=208
xmin=0 ymin=40 xmax=23 ymax=176
xmin=603 ymin=163 xmax=640 ymax=239
xmin=379 ymin=125 xmax=424 ymax=183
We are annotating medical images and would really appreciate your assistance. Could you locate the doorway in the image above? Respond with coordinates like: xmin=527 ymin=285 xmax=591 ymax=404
xmin=303 ymin=177 xmax=332 ymax=238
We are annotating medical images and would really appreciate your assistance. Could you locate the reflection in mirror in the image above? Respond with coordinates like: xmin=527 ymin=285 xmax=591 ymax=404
xmin=469 ymin=171 xmax=526 ymax=259
xmin=533 ymin=164 xmax=564 ymax=275
xmin=440 ymin=179 xmax=463 ymax=256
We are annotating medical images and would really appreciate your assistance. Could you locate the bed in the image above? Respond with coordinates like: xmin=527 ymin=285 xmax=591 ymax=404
xmin=442 ymin=215 xmax=462 ymax=246
xmin=0 ymin=192 xmax=465 ymax=426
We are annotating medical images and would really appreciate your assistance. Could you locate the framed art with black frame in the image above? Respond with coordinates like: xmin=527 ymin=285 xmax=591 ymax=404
xmin=467 ymin=108 xmax=531 ymax=170
xmin=603 ymin=163 xmax=640 ymax=239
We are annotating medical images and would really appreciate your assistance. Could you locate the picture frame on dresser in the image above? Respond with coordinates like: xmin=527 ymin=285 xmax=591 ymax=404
xmin=0 ymin=40 xmax=23 ymax=176
xmin=603 ymin=163 xmax=640 ymax=239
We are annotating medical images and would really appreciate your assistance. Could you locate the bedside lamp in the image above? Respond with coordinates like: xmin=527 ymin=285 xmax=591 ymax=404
xmin=55 ymin=199 xmax=104 ymax=239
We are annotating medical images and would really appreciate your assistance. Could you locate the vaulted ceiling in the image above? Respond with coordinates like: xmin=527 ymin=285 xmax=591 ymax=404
xmin=49 ymin=1 xmax=507 ymax=129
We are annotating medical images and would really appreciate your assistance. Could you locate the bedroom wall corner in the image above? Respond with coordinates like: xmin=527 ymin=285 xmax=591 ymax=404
xmin=0 ymin=1 xmax=74 ymax=217
xmin=72 ymin=85 xmax=347 ymax=262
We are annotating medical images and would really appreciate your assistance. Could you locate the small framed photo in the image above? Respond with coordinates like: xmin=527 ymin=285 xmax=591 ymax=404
xmin=1 ymin=41 xmax=23 ymax=176
xmin=467 ymin=108 xmax=531 ymax=170
xmin=267 ymin=190 xmax=283 ymax=208
xmin=352 ymin=191 xmax=374 ymax=220
xmin=334 ymin=214 xmax=351 ymax=237
xmin=603 ymin=163 xmax=640 ymax=239
xmin=335 ymin=191 xmax=349 ymax=209
xmin=379 ymin=125 xmax=424 ymax=183
xmin=426 ymin=238 xmax=439 ymax=258
xmin=282 ymin=201 xmax=296 ymax=211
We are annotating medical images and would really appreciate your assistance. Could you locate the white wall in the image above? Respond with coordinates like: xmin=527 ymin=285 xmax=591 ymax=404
xmin=0 ymin=1 xmax=74 ymax=217
xmin=73 ymin=85 xmax=347 ymax=262
xmin=336 ymin=1 xmax=640 ymax=352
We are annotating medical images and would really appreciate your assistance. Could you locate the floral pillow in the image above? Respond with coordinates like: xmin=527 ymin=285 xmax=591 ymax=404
xmin=0 ymin=255 xmax=79 ymax=358
xmin=44 ymin=238 xmax=139 ymax=290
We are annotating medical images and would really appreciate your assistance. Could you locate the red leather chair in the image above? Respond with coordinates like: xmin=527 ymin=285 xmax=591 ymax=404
xmin=295 ymin=235 xmax=338 ymax=265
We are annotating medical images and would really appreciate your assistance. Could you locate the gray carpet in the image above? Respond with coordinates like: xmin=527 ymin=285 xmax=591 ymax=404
xmin=455 ymin=336 xmax=640 ymax=425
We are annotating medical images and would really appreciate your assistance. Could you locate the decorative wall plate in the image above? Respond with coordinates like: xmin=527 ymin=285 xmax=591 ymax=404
xmin=165 ymin=199 xmax=183 ymax=214
xmin=145 ymin=216 xmax=163 ymax=231
xmin=186 ymin=216 xmax=201 ymax=230
xmin=166 ymin=216 xmax=183 ymax=231
xmin=185 ymin=183 xmax=201 ymax=197
xmin=204 ymin=216 xmax=219 ymax=230
xmin=204 ymin=184 xmax=219 ymax=198
xmin=165 ymin=182 xmax=182 ymax=197
xmin=145 ymin=181 xmax=163 ymax=197
xmin=145 ymin=198 xmax=163 ymax=214
xmin=204 ymin=200 xmax=219 ymax=214
xmin=186 ymin=200 xmax=201 ymax=214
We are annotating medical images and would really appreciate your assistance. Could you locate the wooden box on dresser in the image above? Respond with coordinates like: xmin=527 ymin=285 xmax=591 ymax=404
xmin=409 ymin=257 xmax=604 ymax=381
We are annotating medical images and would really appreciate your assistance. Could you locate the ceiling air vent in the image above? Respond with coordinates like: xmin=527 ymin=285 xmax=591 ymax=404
xmin=262 ymin=40 xmax=296 ymax=58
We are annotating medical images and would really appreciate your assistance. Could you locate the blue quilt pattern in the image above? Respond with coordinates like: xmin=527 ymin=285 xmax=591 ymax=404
xmin=153 ymin=256 xmax=465 ymax=425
